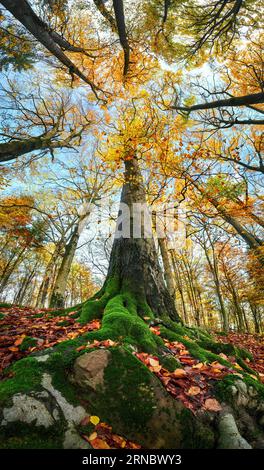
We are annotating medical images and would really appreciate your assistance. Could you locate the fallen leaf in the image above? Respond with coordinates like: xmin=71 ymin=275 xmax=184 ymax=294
xmin=187 ymin=386 xmax=201 ymax=396
xmin=14 ymin=334 xmax=26 ymax=346
xmin=204 ymin=398 xmax=222 ymax=412
xmin=149 ymin=358 xmax=160 ymax=367
xmin=88 ymin=432 xmax=97 ymax=441
xmin=90 ymin=415 xmax=100 ymax=425
xmin=90 ymin=438 xmax=110 ymax=449
xmin=173 ymin=368 xmax=187 ymax=378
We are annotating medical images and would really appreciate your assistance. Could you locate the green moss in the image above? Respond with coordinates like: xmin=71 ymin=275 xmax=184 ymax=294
xmin=160 ymin=355 xmax=182 ymax=372
xmin=89 ymin=347 xmax=156 ymax=432
xmin=32 ymin=313 xmax=44 ymax=318
xmin=164 ymin=319 xmax=213 ymax=343
xmin=0 ymin=302 xmax=13 ymax=308
xmin=79 ymin=276 xmax=119 ymax=324
xmin=0 ymin=422 xmax=64 ymax=449
xmin=159 ymin=326 xmax=236 ymax=367
xmin=0 ymin=313 xmax=5 ymax=319
xmin=197 ymin=339 xmax=253 ymax=362
xmin=214 ymin=373 xmax=264 ymax=402
xmin=0 ymin=357 xmax=43 ymax=404
xmin=79 ymin=294 xmax=158 ymax=353
xmin=19 ymin=336 xmax=38 ymax=351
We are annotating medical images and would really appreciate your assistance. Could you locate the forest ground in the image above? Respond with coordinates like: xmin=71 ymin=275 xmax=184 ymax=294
xmin=1 ymin=304 xmax=263 ymax=381
xmin=0 ymin=302 xmax=263 ymax=449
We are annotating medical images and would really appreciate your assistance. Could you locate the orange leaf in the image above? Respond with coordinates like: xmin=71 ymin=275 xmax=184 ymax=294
xmin=187 ymin=386 xmax=201 ymax=396
xmin=192 ymin=362 xmax=204 ymax=369
xmin=90 ymin=438 xmax=110 ymax=449
xmin=173 ymin=368 xmax=187 ymax=378
xmin=14 ymin=334 xmax=26 ymax=346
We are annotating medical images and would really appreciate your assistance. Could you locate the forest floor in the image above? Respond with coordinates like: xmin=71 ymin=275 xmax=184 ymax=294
xmin=0 ymin=303 xmax=263 ymax=449
xmin=1 ymin=304 xmax=263 ymax=381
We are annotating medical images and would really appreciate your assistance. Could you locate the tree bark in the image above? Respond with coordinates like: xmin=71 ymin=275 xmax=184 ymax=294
xmin=49 ymin=226 xmax=80 ymax=308
xmin=106 ymin=156 xmax=180 ymax=321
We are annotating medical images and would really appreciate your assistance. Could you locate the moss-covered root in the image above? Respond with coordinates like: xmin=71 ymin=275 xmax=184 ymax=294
xmin=81 ymin=293 xmax=162 ymax=353
xmin=79 ymin=276 xmax=120 ymax=323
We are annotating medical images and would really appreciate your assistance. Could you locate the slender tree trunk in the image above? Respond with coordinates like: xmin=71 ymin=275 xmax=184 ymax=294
xmin=49 ymin=226 xmax=80 ymax=308
xmin=249 ymin=302 xmax=261 ymax=333
xmin=14 ymin=265 xmax=37 ymax=305
xmin=36 ymin=242 xmax=63 ymax=307
xmin=0 ymin=245 xmax=27 ymax=293
xmin=170 ymin=250 xmax=189 ymax=324
xmin=158 ymin=237 xmax=176 ymax=300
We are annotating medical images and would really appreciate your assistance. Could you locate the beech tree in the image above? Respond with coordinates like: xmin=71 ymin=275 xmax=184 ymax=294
xmin=0 ymin=0 xmax=264 ymax=452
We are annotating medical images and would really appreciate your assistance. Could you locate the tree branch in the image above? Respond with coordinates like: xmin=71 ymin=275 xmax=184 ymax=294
xmin=0 ymin=0 xmax=105 ymax=100
xmin=112 ymin=0 xmax=130 ymax=77
xmin=172 ymin=92 xmax=264 ymax=113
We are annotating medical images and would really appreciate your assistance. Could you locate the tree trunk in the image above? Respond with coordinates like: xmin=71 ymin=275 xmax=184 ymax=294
xmin=105 ymin=156 xmax=180 ymax=321
xmin=36 ymin=242 xmax=63 ymax=308
xmin=158 ymin=236 xmax=176 ymax=300
xmin=49 ymin=226 xmax=80 ymax=308
xmin=0 ymin=245 xmax=27 ymax=293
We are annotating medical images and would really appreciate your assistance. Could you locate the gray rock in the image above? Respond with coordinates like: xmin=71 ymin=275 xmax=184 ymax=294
xmin=1 ymin=394 xmax=54 ymax=428
xmin=218 ymin=410 xmax=252 ymax=449
xmin=41 ymin=373 xmax=87 ymax=425
xmin=63 ymin=425 xmax=92 ymax=449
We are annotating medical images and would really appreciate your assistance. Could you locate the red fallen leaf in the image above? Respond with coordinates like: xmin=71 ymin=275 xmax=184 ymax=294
xmin=179 ymin=356 xmax=197 ymax=365
xmin=127 ymin=441 xmax=142 ymax=449
xmin=210 ymin=361 xmax=226 ymax=370
xmin=204 ymin=398 xmax=222 ymax=412
xmin=149 ymin=326 xmax=161 ymax=335
xmin=96 ymin=422 xmax=112 ymax=430
xmin=76 ymin=345 xmax=86 ymax=352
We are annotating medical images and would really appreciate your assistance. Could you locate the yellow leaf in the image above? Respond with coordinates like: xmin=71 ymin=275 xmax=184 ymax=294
xmin=90 ymin=415 xmax=100 ymax=425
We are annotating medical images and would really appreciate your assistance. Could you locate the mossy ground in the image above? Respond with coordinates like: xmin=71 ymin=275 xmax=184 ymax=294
xmin=0 ymin=421 xmax=64 ymax=449
xmin=19 ymin=336 xmax=38 ymax=351
xmin=0 ymin=282 xmax=264 ymax=448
